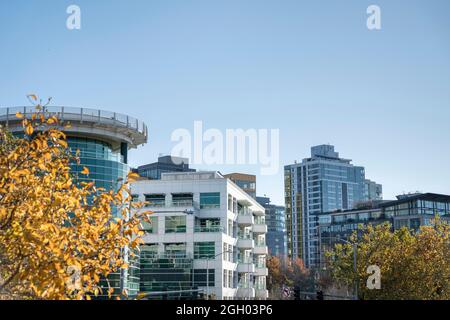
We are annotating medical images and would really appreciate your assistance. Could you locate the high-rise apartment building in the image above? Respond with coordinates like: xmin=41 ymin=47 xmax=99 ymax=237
xmin=223 ymin=173 xmax=256 ymax=199
xmin=256 ymin=197 xmax=287 ymax=258
xmin=131 ymin=171 xmax=268 ymax=300
xmin=284 ymin=145 xmax=381 ymax=267
xmin=364 ymin=179 xmax=383 ymax=201
xmin=0 ymin=106 xmax=148 ymax=298
xmin=137 ymin=155 xmax=195 ymax=180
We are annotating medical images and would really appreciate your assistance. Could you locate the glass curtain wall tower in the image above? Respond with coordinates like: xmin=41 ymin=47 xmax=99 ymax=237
xmin=0 ymin=106 xmax=148 ymax=298
xmin=284 ymin=145 xmax=381 ymax=267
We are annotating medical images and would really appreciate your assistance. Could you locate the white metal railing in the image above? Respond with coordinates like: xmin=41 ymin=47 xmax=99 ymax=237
xmin=172 ymin=199 xmax=194 ymax=207
xmin=237 ymin=282 xmax=253 ymax=289
xmin=0 ymin=106 xmax=148 ymax=138
xmin=194 ymin=225 xmax=224 ymax=233
xmin=254 ymin=283 xmax=266 ymax=290
xmin=144 ymin=200 xmax=197 ymax=208
xmin=254 ymin=217 xmax=265 ymax=224
xmin=238 ymin=233 xmax=253 ymax=240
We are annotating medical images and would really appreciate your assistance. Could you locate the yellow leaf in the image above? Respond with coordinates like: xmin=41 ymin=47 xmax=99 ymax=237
xmin=28 ymin=94 xmax=37 ymax=101
xmin=47 ymin=116 xmax=58 ymax=125
xmin=81 ymin=167 xmax=89 ymax=175
xmin=127 ymin=172 xmax=140 ymax=181
xmin=25 ymin=124 xmax=34 ymax=136
xmin=58 ymin=139 xmax=68 ymax=148
xmin=136 ymin=292 xmax=147 ymax=300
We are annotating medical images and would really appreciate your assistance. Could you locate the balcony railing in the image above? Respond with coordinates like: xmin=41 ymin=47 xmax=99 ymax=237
xmin=172 ymin=199 xmax=194 ymax=207
xmin=165 ymin=226 xmax=187 ymax=233
xmin=238 ymin=208 xmax=252 ymax=216
xmin=194 ymin=226 xmax=224 ymax=233
xmin=237 ymin=282 xmax=253 ymax=289
xmin=145 ymin=200 xmax=165 ymax=208
xmin=254 ymin=217 xmax=265 ymax=224
xmin=237 ymin=258 xmax=253 ymax=264
xmin=238 ymin=234 xmax=253 ymax=240
xmin=254 ymin=283 xmax=267 ymax=290
xmin=145 ymin=200 xmax=196 ymax=208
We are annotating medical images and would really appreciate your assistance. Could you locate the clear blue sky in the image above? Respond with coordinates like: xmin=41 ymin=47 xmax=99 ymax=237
xmin=1 ymin=0 xmax=449 ymax=205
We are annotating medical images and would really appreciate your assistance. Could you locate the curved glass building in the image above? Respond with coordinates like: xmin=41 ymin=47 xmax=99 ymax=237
xmin=0 ymin=106 xmax=148 ymax=298
xmin=0 ymin=106 xmax=147 ymax=190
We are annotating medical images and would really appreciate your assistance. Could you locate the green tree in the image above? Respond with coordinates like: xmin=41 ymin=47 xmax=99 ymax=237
xmin=326 ymin=218 xmax=450 ymax=300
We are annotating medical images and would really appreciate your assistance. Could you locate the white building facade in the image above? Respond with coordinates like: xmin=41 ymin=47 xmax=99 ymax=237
xmin=131 ymin=171 xmax=268 ymax=300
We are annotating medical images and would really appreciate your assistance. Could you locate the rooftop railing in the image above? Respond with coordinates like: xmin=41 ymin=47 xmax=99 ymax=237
xmin=0 ymin=106 xmax=148 ymax=138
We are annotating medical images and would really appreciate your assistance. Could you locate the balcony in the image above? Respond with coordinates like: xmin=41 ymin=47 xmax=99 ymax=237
xmin=254 ymin=267 xmax=268 ymax=277
xmin=236 ymin=286 xmax=255 ymax=298
xmin=237 ymin=214 xmax=254 ymax=226
xmin=255 ymin=289 xmax=269 ymax=299
xmin=237 ymin=262 xmax=255 ymax=273
xmin=253 ymin=245 xmax=268 ymax=255
xmin=237 ymin=238 xmax=255 ymax=249
xmin=252 ymin=224 xmax=267 ymax=234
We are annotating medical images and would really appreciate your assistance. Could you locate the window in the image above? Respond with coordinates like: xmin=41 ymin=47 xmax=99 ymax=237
xmin=223 ymin=243 xmax=228 ymax=261
xmin=223 ymin=270 xmax=228 ymax=288
xmin=228 ymin=270 xmax=233 ymax=288
xmin=194 ymin=242 xmax=215 ymax=259
xmin=165 ymin=216 xmax=186 ymax=233
xmin=193 ymin=269 xmax=215 ymax=287
xmin=164 ymin=243 xmax=186 ymax=256
xmin=195 ymin=218 xmax=221 ymax=232
xmin=172 ymin=193 xmax=193 ymax=207
xmin=145 ymin=194 xmax=165 ymax=207
xmin=410 ymin=218 xmax=421 ymax=231
xmin=200 ymin=192 xmax=221 ymax=209
xmin=141 ymin=244 xmax=158 ymax=255
xmin=141 ymin=216 xmax=158 ymax=234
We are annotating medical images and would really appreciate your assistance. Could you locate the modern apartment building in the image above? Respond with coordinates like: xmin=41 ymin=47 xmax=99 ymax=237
xmin=318 ymin=193 xmax=450 ymax=267
xmin=284 ymin=145 xmax=381 ymax=267
xmin=364 ymin=179 xmax=383 ymax=201
xmin=256 ymin=197 xmax=287 ymax=258
xmin=0 ymin=106 xmax=148 ymax=298
xmin=131 ymin=171 xmax=268 ymax=300
xmin=137 ymin=155 xmax=196 ymax=180
xmin=224 ymin=173 xmax=257 ymax=199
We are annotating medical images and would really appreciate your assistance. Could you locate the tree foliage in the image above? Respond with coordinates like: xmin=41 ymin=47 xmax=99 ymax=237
xmin=267 ymin=256 xmax=314 ymax=298
xmin=326 ymin=218 xmax=450 ymax=300
xmin=0 ymin=101 xmax=150 ymax=300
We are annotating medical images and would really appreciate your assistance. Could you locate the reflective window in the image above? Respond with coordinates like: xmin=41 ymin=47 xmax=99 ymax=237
xmin=200 ymin=192 xmax=221 ymax=209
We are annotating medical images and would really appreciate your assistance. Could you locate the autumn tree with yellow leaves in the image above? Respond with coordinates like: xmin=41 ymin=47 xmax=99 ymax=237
xmin=326 ymin=219 xmax=450 ymax=300
xmin=0 ymin=99 xmax=150 ymax=300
